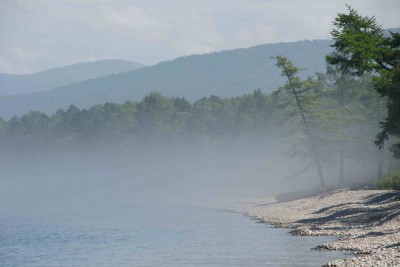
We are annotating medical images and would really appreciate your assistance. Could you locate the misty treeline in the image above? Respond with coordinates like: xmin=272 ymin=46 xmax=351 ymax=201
xmin=1 ymin=7 xmax=398 ymax=189
xmin=274 ymin=57 xmax=395 ymax=187
xmin=0 ymin=90 xmax=274 ymax=153
xmin=272 ymin=6 xmax=400 ymax=188
xmin=0 ymin=65 xmax=397 ymax=184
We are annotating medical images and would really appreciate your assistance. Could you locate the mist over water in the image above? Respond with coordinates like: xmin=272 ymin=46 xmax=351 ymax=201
xmin=1 ymin=132 xmax=391 ymax=216
xmin=0 ymin=138 xmax=380 ymax=266
xmin=1 ymin=142 xmax=352 ymax=266
xmin=0 ymin=142 xmax=310 ymax=211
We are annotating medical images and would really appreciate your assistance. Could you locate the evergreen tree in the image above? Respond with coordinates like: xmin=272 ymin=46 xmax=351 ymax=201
xmin=326 ymin=5 xmax=400 ymax=158
xmin=274 ymin=56 xmax=326 ymax=188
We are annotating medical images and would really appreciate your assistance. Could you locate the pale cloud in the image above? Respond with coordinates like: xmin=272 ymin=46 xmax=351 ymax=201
xmin=0 ymin=47 xmax=41 ymax=74
xmin=235 ymin=25 xmax=290 ymax=48
xmin=9 ymin=47 xmax=41 ymax=61
xmin=0 ymin=56 xmax=17 ymax=73
xmin=106 ymin=6 xmax=170 ymax=41
xmin=41 ymin=1 xmax=224 ymax=48
xmin=0 ymin=0 xmax=399 ymax=74
xmin=0 ymin=56 xmax=33 ymax=74
xmin=230 ymin=0 xmax=400 ymax=42
xmin=167 ymin=3 xmax=226 ymax=55
xmin=108 ymin=8 xmax=156 ymax=31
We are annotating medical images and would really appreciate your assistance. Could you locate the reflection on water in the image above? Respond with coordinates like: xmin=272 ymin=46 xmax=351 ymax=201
xmin=0 ymin=204 xmax=348 ymax=267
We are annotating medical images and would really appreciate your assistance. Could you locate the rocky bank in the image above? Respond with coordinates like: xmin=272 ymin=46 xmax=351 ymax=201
xmin=236 ymin=189 xmax=400 ymax=266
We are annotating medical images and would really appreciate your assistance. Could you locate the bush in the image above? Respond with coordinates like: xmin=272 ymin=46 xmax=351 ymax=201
xmin=377 ymin=171 xmax=400 ymax=190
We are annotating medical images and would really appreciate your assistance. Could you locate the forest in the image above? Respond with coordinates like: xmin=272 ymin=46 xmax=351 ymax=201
xmin=0 ymin=69 xmax=397 ymax=185
xmin=1 ymin=6 xmax=399 ymax=189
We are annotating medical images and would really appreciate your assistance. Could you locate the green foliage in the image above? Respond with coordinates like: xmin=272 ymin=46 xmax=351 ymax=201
xmin=320 ymin=69 xmax=384 ymax=154
xmin=327 ymin=6 xmax=386 ymax=75
xmin=376 ymin=171 xmax=400 ymax=190
xmin=274 ymin=56 xmax=326 ymax=188
xmin=272 ymin=55 xmax=392 ymax=186
xmin=0 ymin=90 xmax=278 ymax=153
xmin=0 ymin=69 xmax=396 ymax=187
xmin=273 ymin=56 xmax=326 ymax=145
xmin=326 ymin=6 xmax=400 ymax=158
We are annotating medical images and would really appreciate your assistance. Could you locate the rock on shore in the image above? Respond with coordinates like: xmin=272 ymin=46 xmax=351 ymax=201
xmin=236 ymin=189 xmax=400 ymax=266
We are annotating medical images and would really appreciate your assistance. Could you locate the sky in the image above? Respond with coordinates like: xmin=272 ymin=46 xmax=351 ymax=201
xmin=0 ymin=0 xmax=399 ymax=74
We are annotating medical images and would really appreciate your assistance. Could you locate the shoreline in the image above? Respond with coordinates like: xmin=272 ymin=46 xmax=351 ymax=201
xmin=234 ymin=189 xmax=400 ymax=266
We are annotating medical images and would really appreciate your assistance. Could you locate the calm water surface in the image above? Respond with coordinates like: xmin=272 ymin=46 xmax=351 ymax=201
xmin=0 ymin=204 xmax=348 ymax=266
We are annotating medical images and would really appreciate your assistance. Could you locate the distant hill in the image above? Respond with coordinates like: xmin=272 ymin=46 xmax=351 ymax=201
xmin=0 ymin=40 xmax=334 ymax=118
xmin=384 ymin=28 xmax=400 ymax=36
xmin=0 ymin=59 xmax=144 ymax=96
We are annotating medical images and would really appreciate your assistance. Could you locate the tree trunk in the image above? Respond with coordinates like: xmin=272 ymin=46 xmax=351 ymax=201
xmin=339 ymin=141 xmax=345 ymax=186
xmin=338 ymin=81 xmax=345 ymax=186
xmin=286 ymin=76 xmax=326 ymax=188
xmin=378 ymin=149 xmax=384 ymax=179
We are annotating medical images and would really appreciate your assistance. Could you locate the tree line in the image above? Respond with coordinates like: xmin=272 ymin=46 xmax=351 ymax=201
xmin=1 ymin=6 xmax=398 ymax=188
xmin=0 ymin=90 xmax=274 ymax=153
xmin=0 ymin=67 xmax=395 ymax=184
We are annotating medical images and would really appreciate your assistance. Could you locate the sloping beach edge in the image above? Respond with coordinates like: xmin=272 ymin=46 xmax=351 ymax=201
xmin=234 ymin=189 xmax=400 ymax=266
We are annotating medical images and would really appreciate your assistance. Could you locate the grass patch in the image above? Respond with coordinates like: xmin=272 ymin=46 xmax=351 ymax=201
xmin=377 ymin=171 xmax=400 ymax=190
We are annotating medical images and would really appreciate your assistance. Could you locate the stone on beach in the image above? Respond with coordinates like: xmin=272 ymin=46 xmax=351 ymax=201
xmin=235 ymin=189 xmax=400 ymax=266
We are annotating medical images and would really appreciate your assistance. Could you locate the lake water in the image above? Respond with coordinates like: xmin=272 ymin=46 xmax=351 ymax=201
xmin=0 ymin=204 xmax=349 ymax=267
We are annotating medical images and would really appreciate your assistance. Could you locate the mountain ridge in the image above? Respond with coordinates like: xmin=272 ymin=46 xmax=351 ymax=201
xmin=1 ymin=27 xmax=398 ymax=119
xmin=0 ymin=39 xmax=334 ymax=118
xmin=0 ymin=59 xmax=144 ymax=96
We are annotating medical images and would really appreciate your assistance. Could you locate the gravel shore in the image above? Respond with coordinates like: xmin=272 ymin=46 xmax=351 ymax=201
xmin=236 ymin=189 xmax=400 ymax=266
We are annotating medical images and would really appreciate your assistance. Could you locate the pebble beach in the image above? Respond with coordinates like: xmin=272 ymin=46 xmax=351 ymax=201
xmin=236 ymin=189 xmax=400 ymax=266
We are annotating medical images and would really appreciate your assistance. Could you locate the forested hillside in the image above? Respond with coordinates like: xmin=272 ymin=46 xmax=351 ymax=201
xmin=1 ymin=68 xmax=397 ymax=186
xmin=0 ymin=59 xmax=144 ymax=96
xmin=0 ymin=40 xmax=333 ymax=118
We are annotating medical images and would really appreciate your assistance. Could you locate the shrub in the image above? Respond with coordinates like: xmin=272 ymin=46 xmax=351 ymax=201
xmin=377 ymin=171 xmax=400 ymax=190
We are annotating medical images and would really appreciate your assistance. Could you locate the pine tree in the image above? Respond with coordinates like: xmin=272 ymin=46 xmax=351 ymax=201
xmin=274 ymin=56 xmax=326 ymax=188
